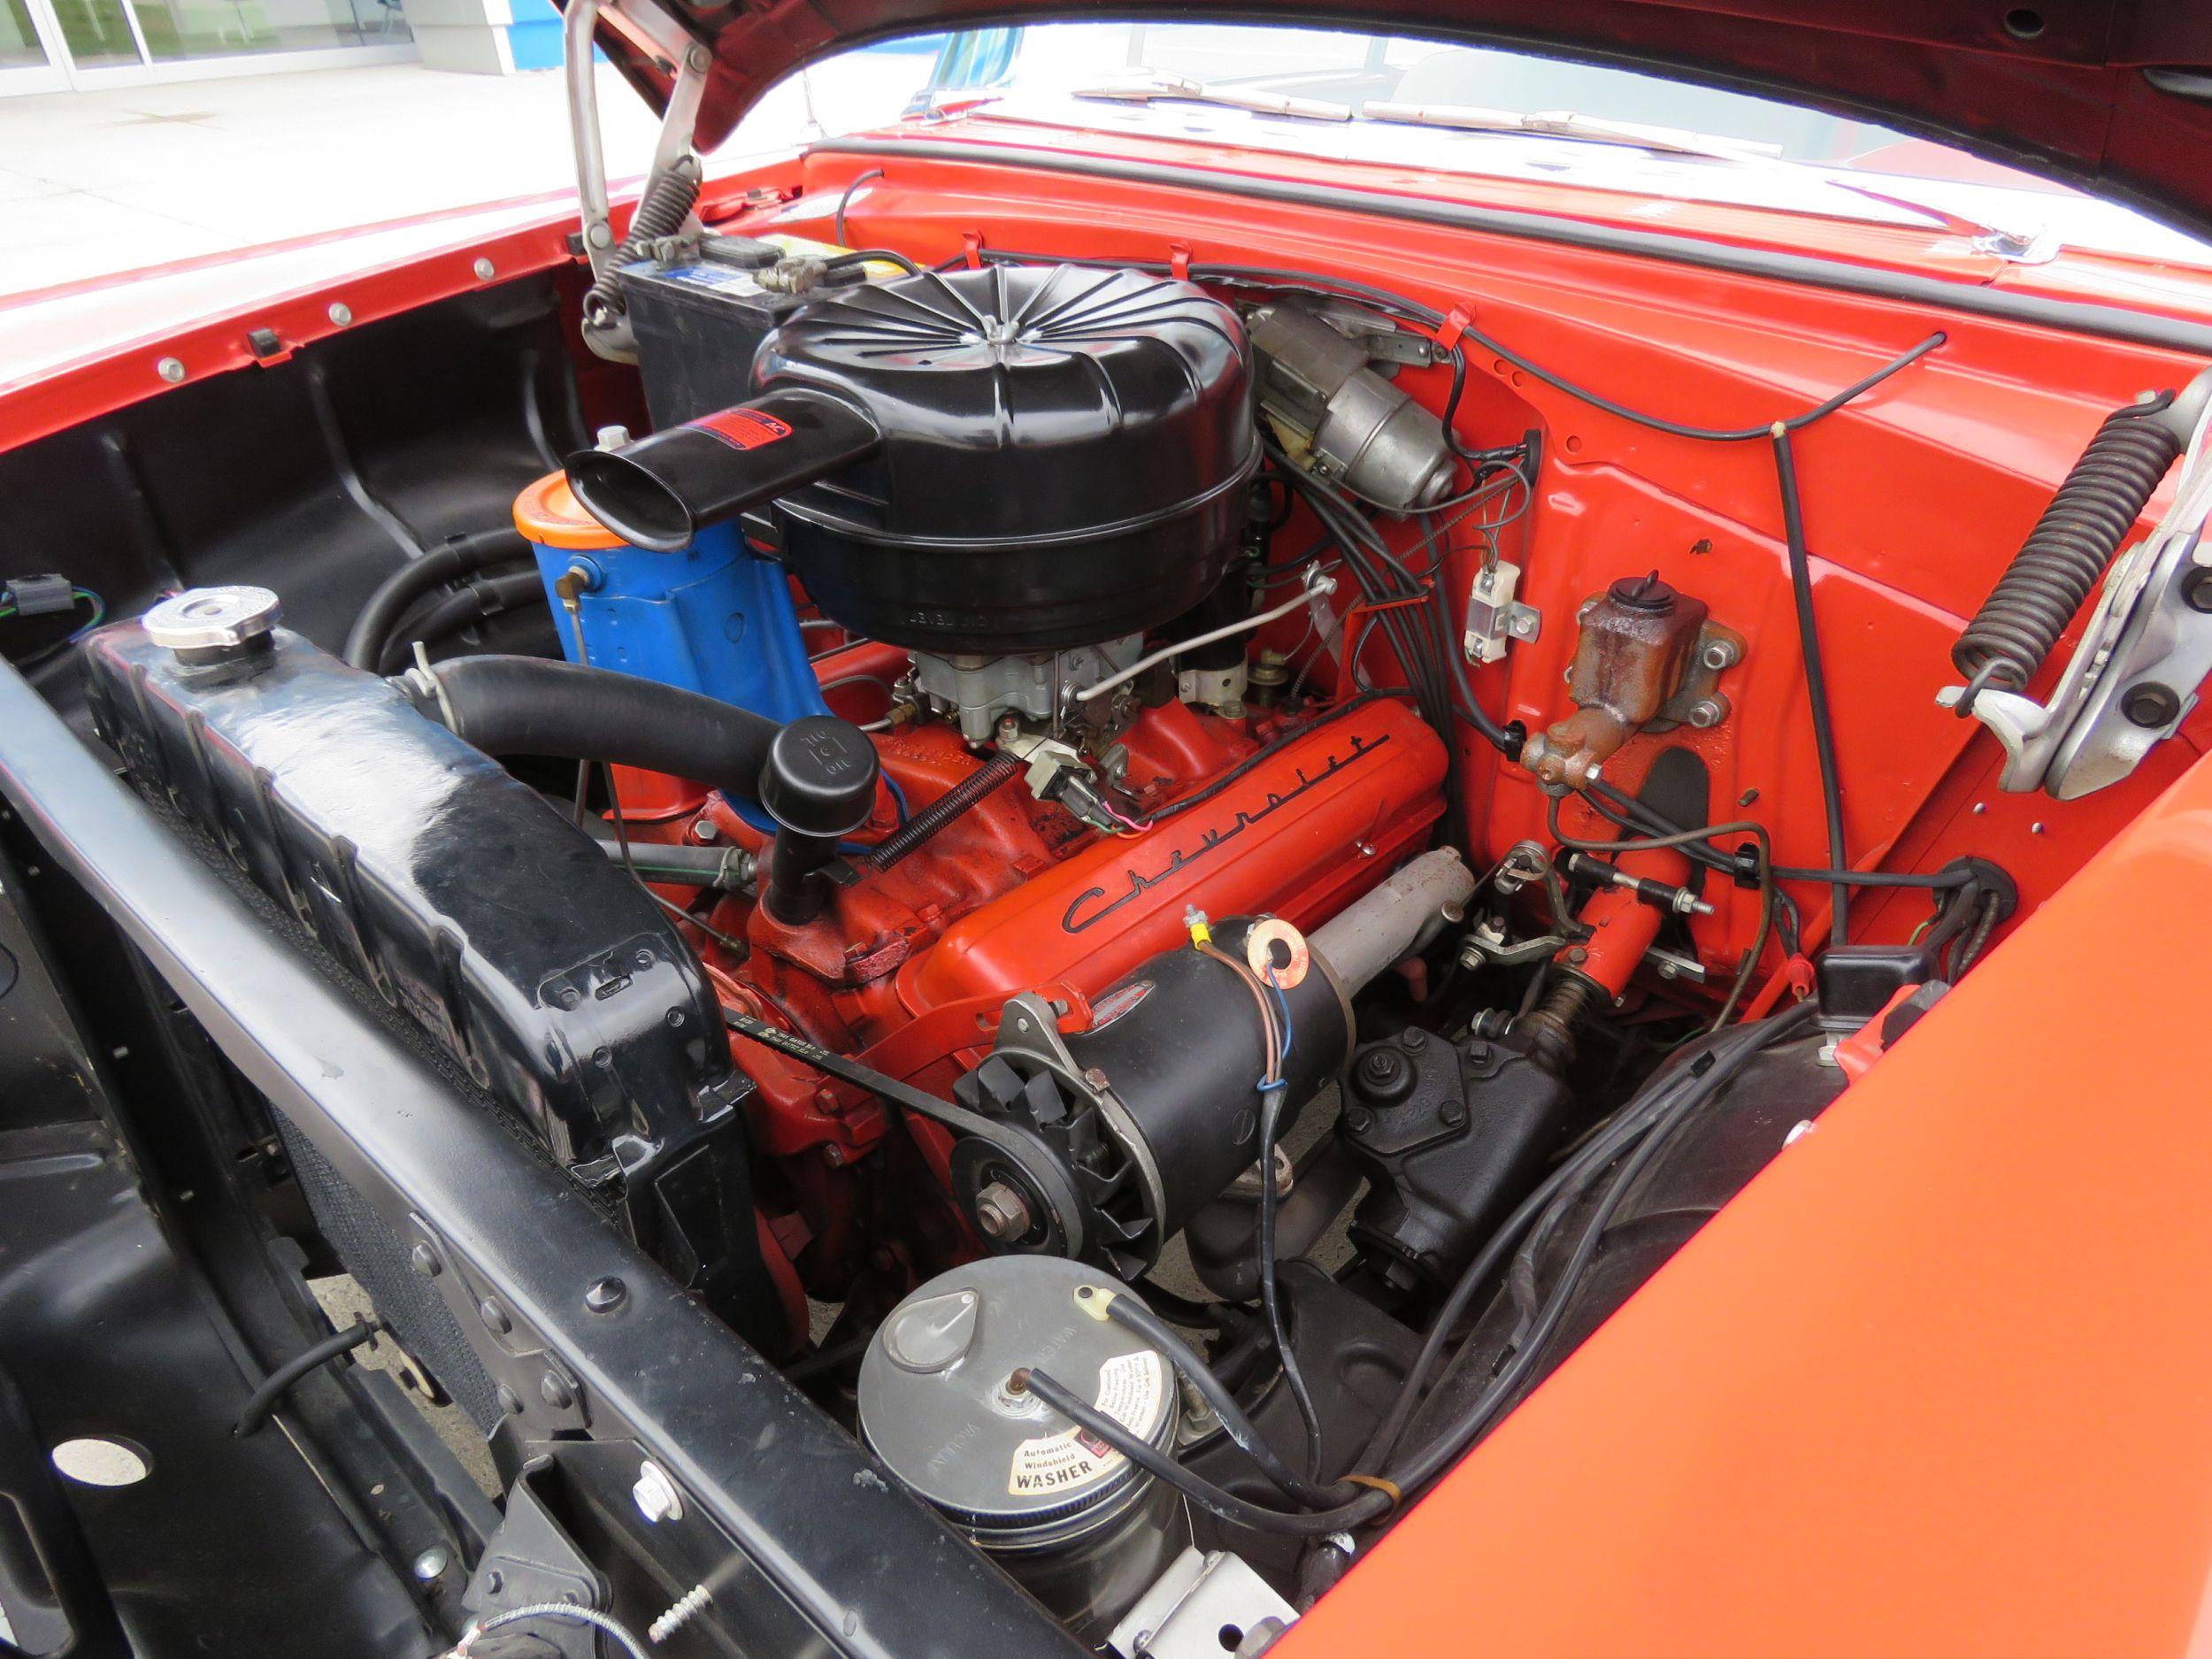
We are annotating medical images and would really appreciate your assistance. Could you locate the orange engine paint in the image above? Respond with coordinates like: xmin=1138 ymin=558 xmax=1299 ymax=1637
xmin=901 ymin=695 xmax=1448 ymax=1026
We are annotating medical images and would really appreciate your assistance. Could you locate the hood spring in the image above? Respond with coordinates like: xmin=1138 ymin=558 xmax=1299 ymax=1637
xmin=1950 ymin=393 xmax=2184 ymax=710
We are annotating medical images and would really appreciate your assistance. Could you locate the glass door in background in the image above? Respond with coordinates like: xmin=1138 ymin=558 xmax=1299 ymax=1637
xmin=0 ymin=0 xmax=409 ymax=94
xmin=0 ymin=0 xmax=72 ymax=91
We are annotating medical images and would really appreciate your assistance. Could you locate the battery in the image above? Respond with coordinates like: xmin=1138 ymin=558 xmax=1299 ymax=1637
xmin=616 ymin=257 xmax=813 ymax=427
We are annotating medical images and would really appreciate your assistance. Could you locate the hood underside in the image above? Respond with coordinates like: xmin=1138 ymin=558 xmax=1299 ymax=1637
xmin=579 ymin=0 xmax=2212 ymax=241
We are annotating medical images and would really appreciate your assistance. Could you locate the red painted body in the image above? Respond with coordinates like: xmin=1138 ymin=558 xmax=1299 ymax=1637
xmin=14 ymin=81 xmax=2212 ymax=1653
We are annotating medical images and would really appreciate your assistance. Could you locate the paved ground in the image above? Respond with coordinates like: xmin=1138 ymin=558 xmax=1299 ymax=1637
xmin=0 ymin=53 xmax=930 ymax=297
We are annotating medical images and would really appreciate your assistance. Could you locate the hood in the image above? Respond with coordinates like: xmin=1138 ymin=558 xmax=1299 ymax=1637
xmin=578 ymin=1 xmax=2212 ymax=240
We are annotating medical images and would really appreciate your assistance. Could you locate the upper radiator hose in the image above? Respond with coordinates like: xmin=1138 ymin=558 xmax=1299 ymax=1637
xmin=396 ymin=656 xmax=879 ymax=919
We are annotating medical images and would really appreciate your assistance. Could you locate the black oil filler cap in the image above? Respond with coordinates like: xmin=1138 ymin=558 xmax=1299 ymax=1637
xmin=760 ymin=715 xmax=879 ymax=839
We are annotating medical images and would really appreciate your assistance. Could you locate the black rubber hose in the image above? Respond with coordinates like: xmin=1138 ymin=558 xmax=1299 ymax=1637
xmin=344 ymin=530 xmax=533 ymax=670
xmin=1771 ymin=426 xmax=1853 ymax=944
xmin=234 ymin=1319 xmax=378 ymax=1436
xmin=833 ymin=167 xmax=885 ymax=246
xmin=400 ymin=654 xmax=782 ymax=805
xmin=1102 ymin=1293 xmax=1354 ymax=1510
xmin=1022 ymin=1370 xmax=1392 ymax=1537
xmin=867 ymin=754 xmax=1019 ymax=869
xmin=373 ymin=569 xmax=547 ymax=673
xmin=825 ymin=247 xmax=922 ymax=275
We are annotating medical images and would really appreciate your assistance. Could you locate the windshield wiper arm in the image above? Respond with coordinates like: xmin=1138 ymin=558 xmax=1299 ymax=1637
xmin=1075 ymin=71 xmax=1353 ymax=123
xmin=1358 ymin=102 xmax=1778 ymax=162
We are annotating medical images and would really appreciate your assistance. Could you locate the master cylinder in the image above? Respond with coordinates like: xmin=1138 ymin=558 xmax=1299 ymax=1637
xmin=1521 ymin=572 xmax=1745 ymax=787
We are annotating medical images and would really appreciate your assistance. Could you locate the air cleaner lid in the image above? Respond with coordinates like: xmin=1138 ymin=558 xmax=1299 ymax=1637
xmin=857 ymin=1257 xmax=1174 ymax=1543
xmin=754 ymin=263 xmax=1257 ymax=549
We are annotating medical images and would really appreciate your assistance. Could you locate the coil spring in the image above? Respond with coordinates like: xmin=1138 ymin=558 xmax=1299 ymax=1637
xmin=868 ymin=753 xmax=1021 ymax=870
xmin=1951 ymin=394 xmax=2182 ymax=705
xmin=581 ymin=158 xmax=702 ymax=327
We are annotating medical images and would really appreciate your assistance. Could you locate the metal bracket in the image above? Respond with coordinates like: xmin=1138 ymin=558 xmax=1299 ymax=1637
xmin=991 ymin=993 xmax=1168 ymax=1263
xmin=1463 ymin=560 xmax=1540 ymax=664
xmin=461 ymin=1459 xmax=610 ymax=1656
xmin=1938 ymin=521 xmax=2212 ymax=800
xmin=1108 ymin=1548 xmax=1297 ymax=1658
xmin=1647 ymin=619 xmax=1743 ymax=732
xmin=406 ymin=1214 xmax=591 ymax=1437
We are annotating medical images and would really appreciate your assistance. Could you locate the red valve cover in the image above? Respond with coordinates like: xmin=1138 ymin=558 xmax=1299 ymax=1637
xmin=901 ymin=695 xmax=1448 ymax=1024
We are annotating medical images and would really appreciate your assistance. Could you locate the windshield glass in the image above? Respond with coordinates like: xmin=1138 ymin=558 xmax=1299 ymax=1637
xmin=733 ymin=22 xmax=2212 ymax=270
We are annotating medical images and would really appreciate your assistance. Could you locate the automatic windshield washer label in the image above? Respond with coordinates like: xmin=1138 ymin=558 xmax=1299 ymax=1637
xmin=1007 ymin=1350 xmax=1164 ymax=1497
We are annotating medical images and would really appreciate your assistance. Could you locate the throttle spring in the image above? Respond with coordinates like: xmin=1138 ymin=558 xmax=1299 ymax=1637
xmin=868 ymin=753 xmax=1021 ymax=870
xmin=1951 ymin=394 xmax=2183 ymax=704
xmin=582 ymin=157 xmax=702 ymax=328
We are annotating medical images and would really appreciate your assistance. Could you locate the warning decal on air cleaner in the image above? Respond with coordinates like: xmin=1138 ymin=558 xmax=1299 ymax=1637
xmin=1008 ymin=1351 xmax=1164 ymax=1496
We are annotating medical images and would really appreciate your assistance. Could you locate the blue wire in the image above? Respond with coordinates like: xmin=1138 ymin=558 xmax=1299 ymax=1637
xmin=66 ymin=588 xmax=106 ymax=639
xmin=1264 ymin=966 xmax=1294 ymax=1071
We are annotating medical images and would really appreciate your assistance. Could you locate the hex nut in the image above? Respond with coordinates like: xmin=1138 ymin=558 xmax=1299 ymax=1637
xmin=972 ymin=1181 xmax=1032 ymax=1242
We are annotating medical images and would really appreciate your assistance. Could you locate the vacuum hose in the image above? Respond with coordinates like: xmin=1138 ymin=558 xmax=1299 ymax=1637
xmin=1951 ymin=388 xmax=2196 ymax=706
xmin=396 ymin=655 xmax=878 ymax=922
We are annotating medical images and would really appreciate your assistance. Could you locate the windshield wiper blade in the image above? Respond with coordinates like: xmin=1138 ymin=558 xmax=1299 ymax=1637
xmin=1820 ymin=178 xmax=2058 ymax=263
xmin=1075 ymin=71 xmax=1353 ymax=123
xmin=1358 ymin=102 xmax=1778 ymax=162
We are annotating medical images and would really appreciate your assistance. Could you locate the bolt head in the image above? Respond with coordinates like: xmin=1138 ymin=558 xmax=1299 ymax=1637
xmin=1700 ymin=639 xmax=1739 ymax=671
xmin=633 ymin=1461 xmax=683 ymax=1525
xmin=327 ymin=302 xmax=353 ymax=326
xmin=586 ymin=1276 xmax=627 ymax=1314
xmin=2184 ymin=567 xmax=2212 ymax=614
xmin=1686 ymin=697 xmax=1727 ymax=729
xmin=409 ymin=1241 xmax=442 ymax=1278
xmin=411 ymin=1546 xmax=451 ymax=1582
xmin=477 ymin=1298 xmax=511 ymax=1335
xmin=472 ymin=257 xmax=496 ymax=280
xmin=2122 ymin=683 xmax=2181 ymax=729
xmin=156 ymin=357 xmax=186 ymax=384
xmin=539 ymin=1369 xmax=575 ymax=1410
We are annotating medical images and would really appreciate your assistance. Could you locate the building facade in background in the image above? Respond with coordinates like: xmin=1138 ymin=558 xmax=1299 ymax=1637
xmin=0 ymin=0 xmax=588 ymax=91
